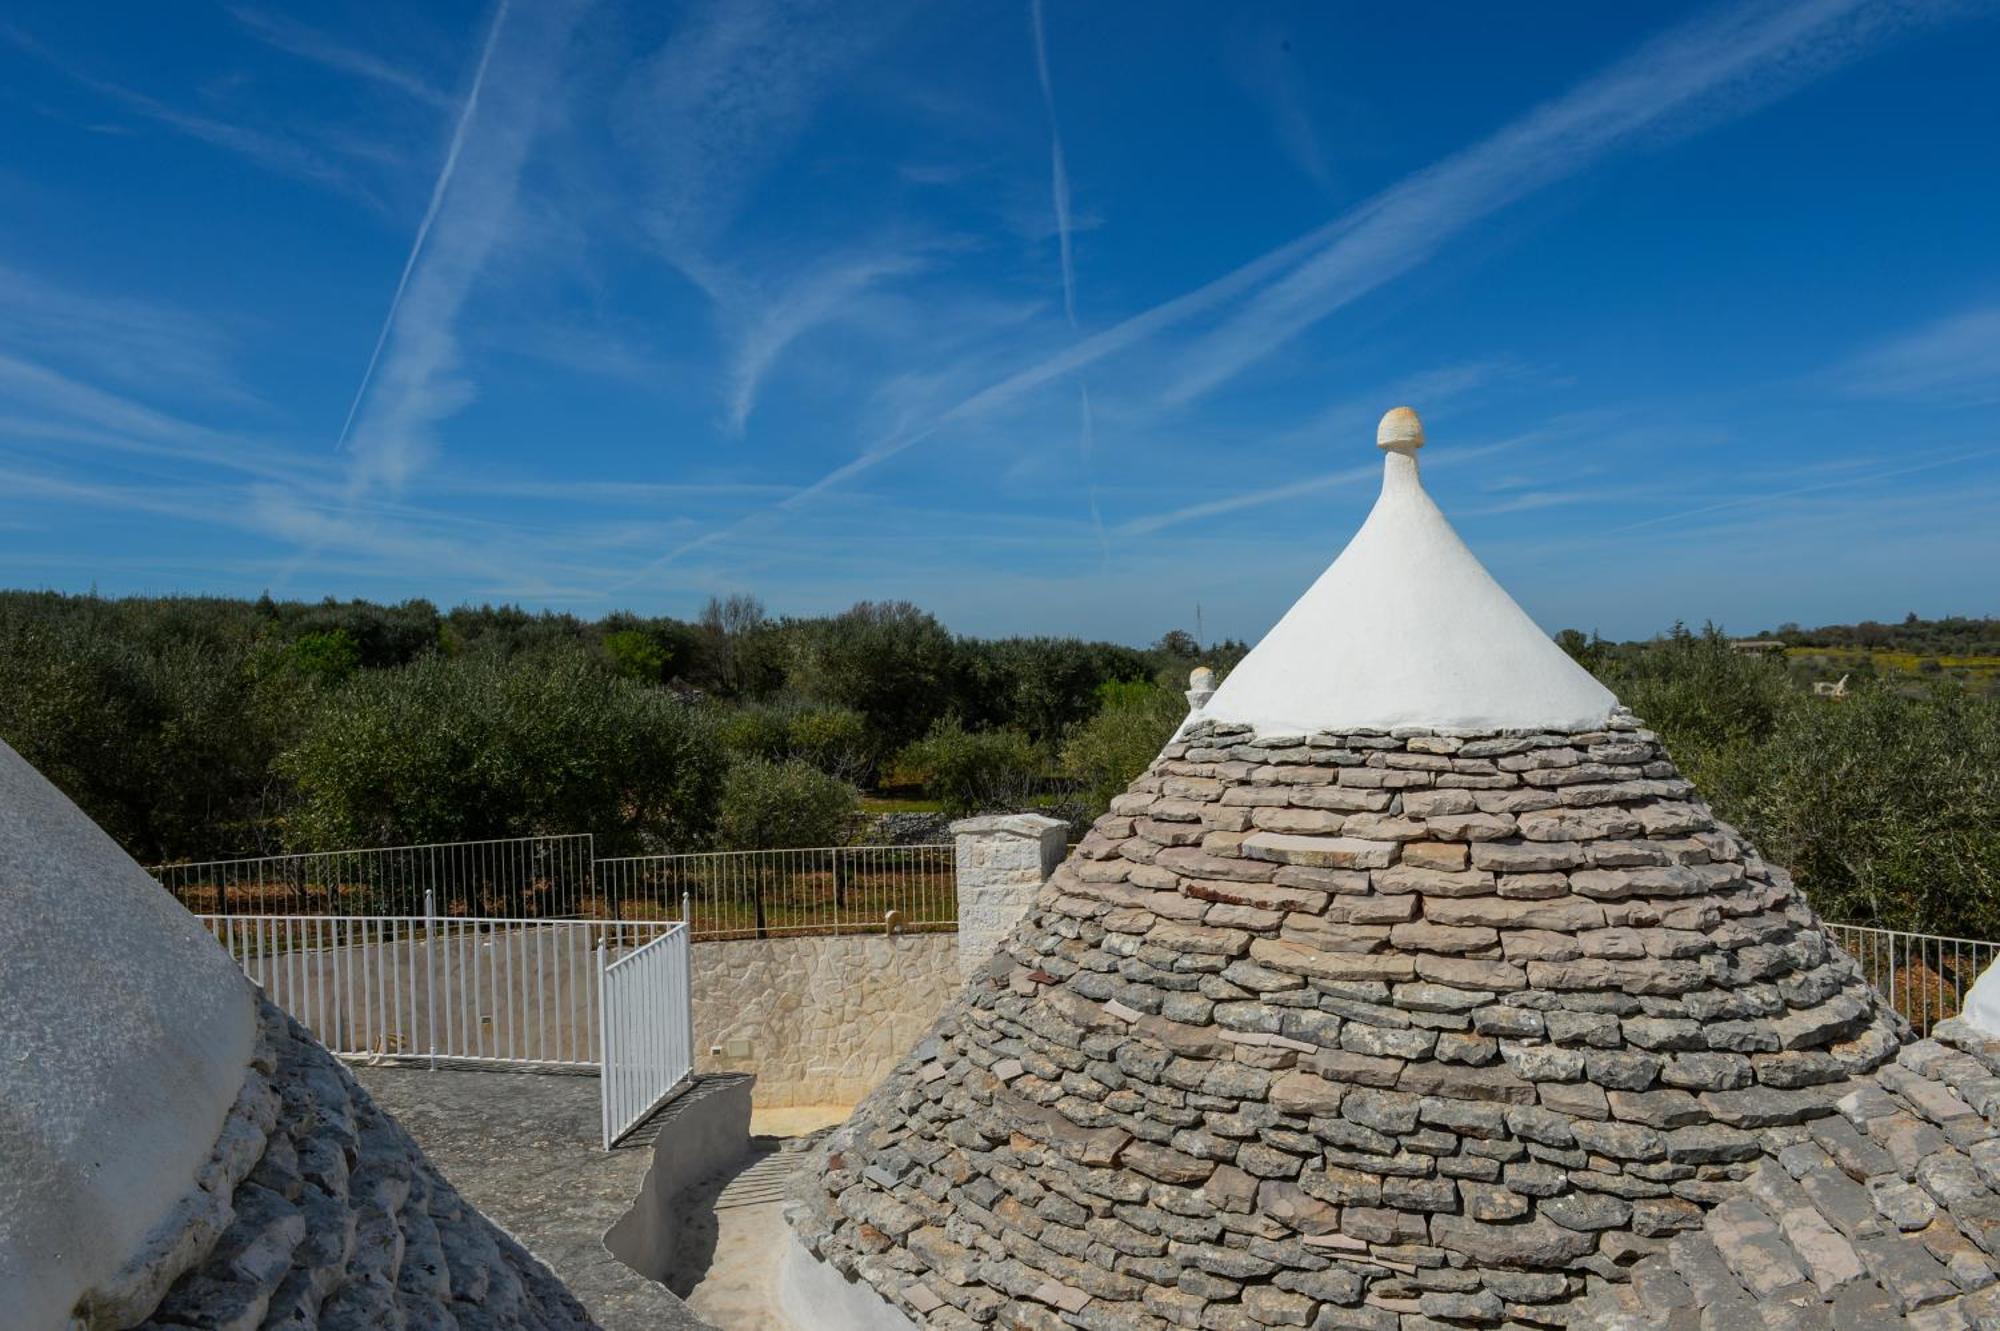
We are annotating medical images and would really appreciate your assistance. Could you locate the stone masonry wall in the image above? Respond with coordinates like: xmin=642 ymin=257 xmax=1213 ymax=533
xmin=789 ymin=715 xmax=1910 ymax=1330
xmin=694 ymin=933 xmax=960 ymax=1108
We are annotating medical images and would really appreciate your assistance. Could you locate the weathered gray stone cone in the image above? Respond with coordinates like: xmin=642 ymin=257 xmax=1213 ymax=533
xmin=131 ymin=996 xmax=594 ymax=1331
xmin=787 ymin=411 xmax=2000 ymax=1329
xmin=0 ymin=736 xmax=593 ymax=1331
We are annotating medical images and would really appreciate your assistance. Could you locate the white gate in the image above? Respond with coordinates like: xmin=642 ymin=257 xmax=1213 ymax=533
xmin=199 ymin=895 xmax=693 ymax=1148
xmin=598 ymin=923 xmax=696 ymax=1148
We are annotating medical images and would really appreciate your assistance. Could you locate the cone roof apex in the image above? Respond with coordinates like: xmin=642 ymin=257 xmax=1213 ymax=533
xmin=1376 ymin=405 xmax=1424 ymax=454
xmin=1196 ymin=406 xmax=1617 ymax=734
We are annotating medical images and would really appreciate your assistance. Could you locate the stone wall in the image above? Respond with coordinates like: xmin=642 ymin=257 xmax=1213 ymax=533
xmin=693 ymin=933 xmax=960 ymax=1108
xmin=952 ymin=813 xmax=1068 ymax=983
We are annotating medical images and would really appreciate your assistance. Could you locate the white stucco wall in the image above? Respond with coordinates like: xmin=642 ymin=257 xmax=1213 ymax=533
xmin=0 ymin=740 xmax=257 ymax=1331
xmin=1964 ymin=961 xmax=2000 ymax=1040
xmin=777 ymin=1234 xmax=919 ymax=1331
xmin=1197 ymin=449 xmax=1617 ymax=734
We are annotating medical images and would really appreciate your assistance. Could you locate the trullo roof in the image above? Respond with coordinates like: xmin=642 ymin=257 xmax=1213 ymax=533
xmin=0 ymin=739 xmax=591 ymax=1331
xmin=1198 ymin=406 xmax=1617 ymax=734
xmin=788 ymin=408 xmax=2000 ymax=1331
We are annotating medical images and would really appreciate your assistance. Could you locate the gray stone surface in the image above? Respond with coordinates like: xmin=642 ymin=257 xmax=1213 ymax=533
xmin=355 ymin=1064 xmax=713 ymax=1331
xmin=784 ymin=718 xmax=1987 ymax=1331
xmin=137 ymin=999 xmax=593 ymax=1330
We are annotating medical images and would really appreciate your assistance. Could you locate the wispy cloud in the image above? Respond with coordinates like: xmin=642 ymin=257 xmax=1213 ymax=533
xmin=1835 ymin=306 xmax=2000 ymax=405
xmin=1166 ymin=0 xmax=1935 ymax=405
xmin=227 ymin=7 xmax=452 ymax=109
xmin=0 ymin=263 xmax=249 ymax=404
xmin=1230 ymin=25 xmax=1335 ymax=195
xmin=338 ymin=0 xmax=585 ymax=496
xmin=620 ymin=0 xmax=904 ymax=287
xmin=336 ymin=0 xmax=513 ymax=491
xmin=1028 ymin=0 xmax=1108 ymax=564
xmin=1283 ymin=358 xmax=1538 ymax=447
xmin=631 ymin=0 xmax=1938 ymax=581
xmin=1116 ymin=438 xmax=1531 ymax=538
xmin=1597 ymin=442 xmax=2000 ymax=536
xmin=616 ymin=1 xmax=919 ymax=432
xmin=723 ymin=249 xmax=927 ymax=435
xmin=0 ymin=352 xmax=320 ymax=481
xmin=3 ymin=22 xmax=373 ymax=201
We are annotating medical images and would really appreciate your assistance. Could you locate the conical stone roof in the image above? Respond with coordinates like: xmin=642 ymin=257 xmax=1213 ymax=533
xmin=788 ymin=410 xmax=2000 ymax=1329
xmin=0 ymin=739 xmax=591 ymax=1331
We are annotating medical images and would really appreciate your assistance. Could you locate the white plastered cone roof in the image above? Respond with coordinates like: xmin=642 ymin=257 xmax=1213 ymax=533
xmin=0 ymin=739 xmax=257 ymax=1329
xmin=1196 ymin=406 xmax=1617 ymax=734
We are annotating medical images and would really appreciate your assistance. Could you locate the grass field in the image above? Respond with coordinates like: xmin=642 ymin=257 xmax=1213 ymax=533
xmin=1785 ymin=646 xmax=2000 ymax=690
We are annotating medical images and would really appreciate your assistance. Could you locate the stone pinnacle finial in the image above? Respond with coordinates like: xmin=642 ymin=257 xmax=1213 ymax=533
xmin=1186 ymin=665 xmax=1216 ymax=712
xmin=1377 ymin=405 xmax=1424 ymax=454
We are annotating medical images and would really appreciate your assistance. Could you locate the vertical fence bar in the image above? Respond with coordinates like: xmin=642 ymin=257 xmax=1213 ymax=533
xmin=425 ymin=890 xmax=439 ymax=1070
xmin=597 ymin=937 xmax=612 ymax=1150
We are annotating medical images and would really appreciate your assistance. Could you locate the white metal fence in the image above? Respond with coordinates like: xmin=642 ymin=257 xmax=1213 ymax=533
xmin=199 ymin=895 xmax=677 ymax=1071
xmin=595 ymin=843 xmax=957 ymax=940
xmin=599 ymin=923 xmax=695 ymax=1148
xmin=162 ymin=834 xmax=595 ymax=918
xmin=1825 ymin=922 xmax=2000 ymax=1034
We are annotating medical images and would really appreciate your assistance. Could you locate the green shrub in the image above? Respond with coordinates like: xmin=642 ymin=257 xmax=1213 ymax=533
xmin=1588 ymin=628 xmax=2000 ymax=936
xmin=1683 ymin=683 xmax=2000 ymax=936
xmin=279 ymin=647 xmax=722 ymax=853
xmin=287 ymin=629 xmax=361 ymax=684
xmin=1061 ymin=681 xmax=1189 ymax=815
xmin=786 ymin=601 xmax=959 ymax=749
xmin=897 ymin=718 xmax=1042 ymax=817
xmin=714 ymin=757 xmax=859 ymax=850
xmin=602 ymin=629 xmax=668 ymax=682
xmin=783 ymin=705 xmax=873 ymax=784
xmin=718 ymin=700 xmax=875 ymax=784
xmin=1597 ymin=623 xmax=1792 ymax=764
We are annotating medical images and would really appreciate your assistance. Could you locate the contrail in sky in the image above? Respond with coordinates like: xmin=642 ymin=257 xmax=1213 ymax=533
xmin=333 ymin=0 xmax=510 ymax=474
xmin=1029 ymin=0 xmax=1075 ymax=327
xmin=616 ymin=0 xmax=1945 ymax=586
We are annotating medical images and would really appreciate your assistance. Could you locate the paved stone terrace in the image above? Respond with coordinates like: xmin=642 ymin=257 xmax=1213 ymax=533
xmin=354 ymin=1065 xmax=714 ymax=1331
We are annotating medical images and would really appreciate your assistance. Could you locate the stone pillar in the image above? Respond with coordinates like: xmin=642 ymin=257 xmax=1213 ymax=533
xmin=951 ymin=814 xmax=1067 ymax=982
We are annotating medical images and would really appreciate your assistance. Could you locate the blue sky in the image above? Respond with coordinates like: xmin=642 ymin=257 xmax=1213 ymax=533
xmin=3 ymin=0 xmax=1998 ymax=645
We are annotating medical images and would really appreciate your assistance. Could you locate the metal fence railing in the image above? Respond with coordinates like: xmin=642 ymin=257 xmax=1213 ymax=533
xmin=599 ymin=923 xmax=695 ymax=1148
xmin=199 ymin=898 xmax=675 ymax=1070
xmin=594 ymin=844 xmax=957 ymax=940
xmin=157 ymin=834 xmax=596 ymax=918
xmin=1825 ymin=922 xmax=2000 ymax=1035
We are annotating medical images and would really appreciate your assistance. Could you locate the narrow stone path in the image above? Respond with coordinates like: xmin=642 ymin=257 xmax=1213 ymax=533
xmin=355 ymin=1066 xmax=712 ymax=1331
xmin=672 ymin=1146 xmax=810 ymax=1330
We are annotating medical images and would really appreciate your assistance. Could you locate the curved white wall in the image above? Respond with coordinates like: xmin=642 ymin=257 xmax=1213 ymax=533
xmin=777 ymin=1235 xmax=920 ymax=1331
xmin=0 ymin=740 xmax=257 ymax=1330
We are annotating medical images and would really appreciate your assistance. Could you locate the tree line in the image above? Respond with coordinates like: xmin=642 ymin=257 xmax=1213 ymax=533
xmin=1 ymin=593 xmax=1991 ymax=941
xmin=0 ymin=590 xmax=1240 ymax=862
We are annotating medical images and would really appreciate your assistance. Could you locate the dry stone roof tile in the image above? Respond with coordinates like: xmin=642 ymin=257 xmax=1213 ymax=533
xmin=136 ymin=998 xmax=591 ymax=1330
xmin=783 ymin=718 xmax=2000 ymax=1330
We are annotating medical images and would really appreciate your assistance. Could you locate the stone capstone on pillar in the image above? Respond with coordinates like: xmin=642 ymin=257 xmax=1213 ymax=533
xmin=950 ymin=813 xmax=1066 ymax=982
